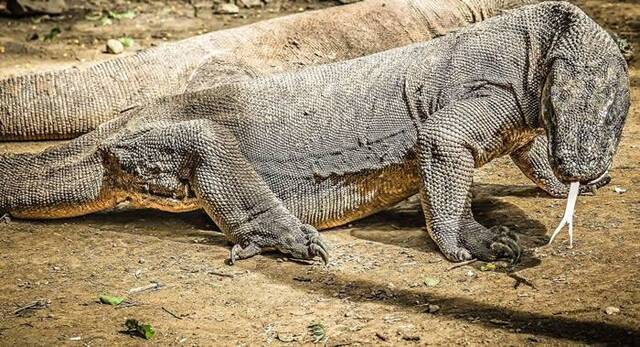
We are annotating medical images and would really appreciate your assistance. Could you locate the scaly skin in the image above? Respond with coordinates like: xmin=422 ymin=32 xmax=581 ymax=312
xmin=0 ymin=2 xmax=630 ymax=263
xmin=0 ymin=0 xmax=535 ymax=141
xmin=0 ymin=0 xmax=614 ymax=198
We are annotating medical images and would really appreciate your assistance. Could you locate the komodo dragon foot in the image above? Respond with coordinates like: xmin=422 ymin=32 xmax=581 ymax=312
xmin=438 ymin=225 xmax=521 ymax=264
xmin=229 ymin=224 xmax=329 ymax=265
xmin=460 ymin=226 xmax=522 ymax=263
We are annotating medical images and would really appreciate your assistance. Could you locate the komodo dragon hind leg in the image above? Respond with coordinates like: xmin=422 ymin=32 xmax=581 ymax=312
xmin=106 ymin=119 xmax=330 ymax=264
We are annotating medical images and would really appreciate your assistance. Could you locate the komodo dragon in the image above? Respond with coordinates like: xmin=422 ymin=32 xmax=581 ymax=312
xmin=0 ymin=0 xmax=618 ymax=199
xmin=0 ymin=2 xmax=629 ymax=264
xmin=0 ymin=0 xmax=535 ymax=141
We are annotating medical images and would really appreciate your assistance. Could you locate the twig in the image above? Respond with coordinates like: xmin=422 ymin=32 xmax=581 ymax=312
xmin=508 ymin=273 xmax=537 ymax=290
xmin=13 ymin=299 xmax=49 ymax=315
xmin=446 ymin=259 xmax=477 ymax=271
xmin=128 ymin=282 xmax=163 ymax=295
xmin=287 ymin=258 xmax=317 ymax=265
xmin=162 ymin=306 xmax=183 ymax=319
xmin=208 ymin=270 xmax=235 ymax=278
xmin=114 ymin=301 xmax=141 ymax=309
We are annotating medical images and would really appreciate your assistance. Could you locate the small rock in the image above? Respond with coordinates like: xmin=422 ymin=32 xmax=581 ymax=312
xmin=6 ymin=0 xmax=67 ymax=16
xmin=106 ymin=39 xmax=124 ymax=54
xmin=604 ymin=306 xmax=620 ymax=315
xmin=426 ymin=304 xmax=440 ymax=313
xmin=237 ymin=0 xmax=263 ymax=9
xmin=276 ymin=332 xmax=297 ymax=343
xmin=138 ymin=258 xmax=145 ymax=264
xmin=213 ymin=3 xmax=239 ymax=14
xmin=338 ymin=0 xmax=362 ymax=4
xmin=613 ymin=186 xmax=627 ymax=194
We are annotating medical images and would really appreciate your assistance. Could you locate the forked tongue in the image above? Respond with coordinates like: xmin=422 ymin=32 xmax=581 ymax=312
xmin=548 ymin=182 xmax=580 ymax=248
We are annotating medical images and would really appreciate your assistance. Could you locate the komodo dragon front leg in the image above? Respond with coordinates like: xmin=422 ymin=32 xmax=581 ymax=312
xmin=417 ymin=89 xmax=524 ymax=262
xmin=510 ymin=134 xmax=611 ymax=197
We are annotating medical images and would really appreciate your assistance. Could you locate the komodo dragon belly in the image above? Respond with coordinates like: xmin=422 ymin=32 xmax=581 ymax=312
xmin=14 ymin=148 xmax=421 ymax=230
xmin=269 ymin=158 xmax=421 ymax=230
xmin=111 ymin=158 xmax=421 ymax=230
xmin=120 ymin=156 xmax=421 ymax=230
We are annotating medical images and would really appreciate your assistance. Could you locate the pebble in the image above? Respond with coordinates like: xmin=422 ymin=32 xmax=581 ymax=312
xmin=613 ymin=186 xmax=627 ymax=194
xmin=237 ymin=0 xmax=263 ymax=8
xmin=427 ymin=304 xmax=440 ymax=313
xmin=106 ymin=39 xmax=124 ymax=54
xmin=604 ymin=306 xmax=620 ymax=315
xmin=214 ymin=3 xmax=240 ymax=14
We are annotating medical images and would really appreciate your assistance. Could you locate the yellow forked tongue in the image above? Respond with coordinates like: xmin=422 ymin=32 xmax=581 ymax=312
xmin=548 ymin=182 xmax=580 ymax=248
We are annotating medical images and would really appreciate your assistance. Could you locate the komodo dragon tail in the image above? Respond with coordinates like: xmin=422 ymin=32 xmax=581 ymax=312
xmin=0 ymin=140 xmax=107 ymax=219
xmin=0 ymin=0 xmax=535 ymax=142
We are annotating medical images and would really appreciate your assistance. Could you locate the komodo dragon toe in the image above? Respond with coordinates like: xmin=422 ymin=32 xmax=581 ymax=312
xmin=229 ymin=223 xmax=329 ymax=265
xmin=461 ymin=226 xmax=522 ymax=263
xmin=437 ymin=225 xmax=522 ymax=264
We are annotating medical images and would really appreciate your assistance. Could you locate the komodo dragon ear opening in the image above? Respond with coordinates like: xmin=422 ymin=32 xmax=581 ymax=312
xmin=607 ymin=30 xmax=634 ymax=63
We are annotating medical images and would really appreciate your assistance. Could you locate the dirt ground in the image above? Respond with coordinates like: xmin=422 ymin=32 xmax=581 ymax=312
xmin=0 ymin=0 xmax=638 ymax=345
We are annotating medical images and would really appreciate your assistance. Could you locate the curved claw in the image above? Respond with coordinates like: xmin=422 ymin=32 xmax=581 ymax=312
xmin=228 ymin=243 xmax=261 ymax=265
xmin=311 ymin=236 xmax=330 ymax=252
xmin=229 ymin=244 xmax=241 ymax=265
xmin=485 ymin=226 xmax=521 ymax=263
xmin=491 ymin=242 xmax=515 ymax=260
xmin=494 ymin=236 xmax=521 ymax=263
xmin=0 ymin=213 xmax=10 ymax=223
xmin=310 ymin=241 xmax=330 ymax=265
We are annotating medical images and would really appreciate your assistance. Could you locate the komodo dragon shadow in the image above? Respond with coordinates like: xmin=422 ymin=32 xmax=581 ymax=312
xmin=36 ymin=187 xmax=547 ymax=270
xmin=256 ymin=265 xmax=640 ymax=344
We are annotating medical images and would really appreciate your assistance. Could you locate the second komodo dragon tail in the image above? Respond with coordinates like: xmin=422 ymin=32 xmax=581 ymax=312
xmin=0 ymin=0 xmax=535 ymax=141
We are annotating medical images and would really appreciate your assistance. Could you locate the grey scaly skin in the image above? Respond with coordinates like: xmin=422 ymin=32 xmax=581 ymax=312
xmin=0 ymin=0 xmax=535 ymax=141
xmin=0 ymin=0 xmax=614 ymax=199
xmin=0 ymin=2 xmax=629 ymax=263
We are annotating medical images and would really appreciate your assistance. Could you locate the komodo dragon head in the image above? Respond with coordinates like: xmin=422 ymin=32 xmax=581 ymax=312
xmin=541 ymin=12 xmax=630 ymax=186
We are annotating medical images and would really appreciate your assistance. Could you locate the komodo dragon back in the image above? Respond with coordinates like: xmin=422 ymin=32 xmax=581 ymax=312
xmin=0 ymin=0 xmax=536 ymax=141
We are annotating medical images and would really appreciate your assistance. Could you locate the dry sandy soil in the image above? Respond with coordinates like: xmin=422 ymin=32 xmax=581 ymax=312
xmin=0 ymin=0 xmax=638 ymax=345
